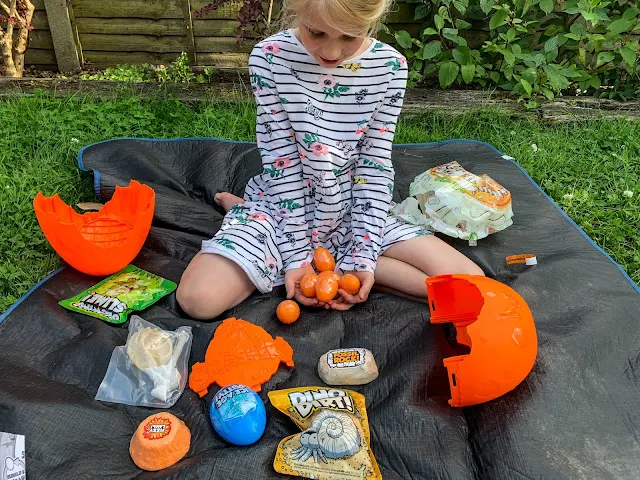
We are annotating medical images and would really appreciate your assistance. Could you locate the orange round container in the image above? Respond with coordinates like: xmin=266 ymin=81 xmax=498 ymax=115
xmin=33 ymin=180 xmax=155 ymax=276
xmin=425 ymin=274 xmax=537 ymax=407
xmin=129 ymin=412 xmax=191 ymax=471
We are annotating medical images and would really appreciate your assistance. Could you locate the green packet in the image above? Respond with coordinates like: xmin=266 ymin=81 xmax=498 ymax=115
xmin=59 ymin=265 xmax=177 ymax=324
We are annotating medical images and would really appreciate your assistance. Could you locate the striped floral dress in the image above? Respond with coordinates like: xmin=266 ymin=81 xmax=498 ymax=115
xmin=202 ymin=29 xmax=429 ymax=293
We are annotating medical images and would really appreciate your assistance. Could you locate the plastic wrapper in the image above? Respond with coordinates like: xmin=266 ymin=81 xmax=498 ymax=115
xmin=391 ymin=161 xmax=513 ymax=245
xmin=268 ymin=387 xmax=381 ymax=480
xmin=59 ymin=265 xmax=177 ymax=324
xmin=95 ymin=316 xmax=192 ymax=408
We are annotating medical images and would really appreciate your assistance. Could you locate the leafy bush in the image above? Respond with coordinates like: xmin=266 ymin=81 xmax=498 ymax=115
xmin=80 ymin=54 xmax=217 ymax=84
xmin=385 ymin=0 xmax=640 ymax=104
xmin=156 ymin=53 xmax=198 ymax=83
xmin=80 ymin=64 xmax=156 ymax=83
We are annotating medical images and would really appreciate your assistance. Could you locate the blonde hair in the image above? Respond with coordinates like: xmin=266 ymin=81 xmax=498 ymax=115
xmin=279 ymin=0 xmax=393 ymax=39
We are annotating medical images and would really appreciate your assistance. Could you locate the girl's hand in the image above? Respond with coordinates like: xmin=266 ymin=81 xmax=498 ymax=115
xmin=330 ymin=271 xmax=375 ymax=311
xmin=284 ymin=265 xmax=321 ymax=307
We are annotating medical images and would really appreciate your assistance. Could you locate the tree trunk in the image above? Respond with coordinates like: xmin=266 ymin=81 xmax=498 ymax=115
xmin=13 ymin=0 xmax=34 ymax=76
xmin=1 ymin=0 xmax=18 ymax=77
xmin=1 ymin=35 xmax=17 ymax=77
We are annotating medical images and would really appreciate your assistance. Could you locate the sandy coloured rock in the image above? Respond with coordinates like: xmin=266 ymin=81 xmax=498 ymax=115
xmin=317 ymin=348 xmax=379 ymax=386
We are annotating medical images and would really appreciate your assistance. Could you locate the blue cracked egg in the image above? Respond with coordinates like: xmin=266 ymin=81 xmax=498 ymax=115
xmin=209 ymin=384 xmax=266 ymax=446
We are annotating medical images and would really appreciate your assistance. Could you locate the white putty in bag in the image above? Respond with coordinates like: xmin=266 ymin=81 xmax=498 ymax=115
xmin=95 ymin=316 xmax=192 ymax=408
xmin=391 ymin=161 xmax=514 ymax=245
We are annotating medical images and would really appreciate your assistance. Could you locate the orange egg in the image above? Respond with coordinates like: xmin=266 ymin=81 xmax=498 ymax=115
xmin=339 ymin=274 xmax=361 ymax=295
xmin=276 ymin=300 xmax=300 ymax=324
xmin=300 ymin=273 xmax=318 ymax=298
xmin=313 ymin=247 xmax=336 ymax=272
xmin=317 ymin=271 xmax=341 ymax=283
xmin=318 ymin=270 xmax=342 ymax=283
xmin=316 ymin=272 xmax=339 ymax=303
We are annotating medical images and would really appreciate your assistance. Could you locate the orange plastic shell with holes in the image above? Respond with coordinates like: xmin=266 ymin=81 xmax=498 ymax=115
xmin=426 ymin=274 xmax=537 ymax=407
xmin=189 ymin=317 xmax=295 ymax=396
xmin=33 ymin=180 xmax=155 ymax=276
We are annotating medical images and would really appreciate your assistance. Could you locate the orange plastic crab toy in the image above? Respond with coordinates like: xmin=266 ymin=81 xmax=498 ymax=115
xmin=426 ymin=274 xmax=537 ymax=407
xmin=189 ymin=317 xmax=295 ymax=396
xmin=33 ymin=180 xmax=155 ymax=277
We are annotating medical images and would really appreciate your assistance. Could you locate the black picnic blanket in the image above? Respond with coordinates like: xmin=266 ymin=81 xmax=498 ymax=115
xmin=1 ymin=138 xmax=639 ymax=479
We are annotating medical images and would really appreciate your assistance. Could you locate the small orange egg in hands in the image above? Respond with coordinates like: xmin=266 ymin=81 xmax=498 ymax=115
xmin=316 ymin=271 xmax=340 ymax=303
xmin=330 ymin=271 xmax=342 ymax=283
xmin=313 ymin=247 xmax=336 ymax=272
xmin=317 ymin=270 xmax=341 ymax=283
xmin=299 ymin=273 xmax=318 ymax=298
xmin=276 ymin=300 xmax=300 ymax=324
xmin=339 ymin=274 xmax=361 ymax=296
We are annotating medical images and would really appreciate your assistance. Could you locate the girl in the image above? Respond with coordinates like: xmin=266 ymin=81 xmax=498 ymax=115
xmin=177 ymin=0 xmax=483 ymax=320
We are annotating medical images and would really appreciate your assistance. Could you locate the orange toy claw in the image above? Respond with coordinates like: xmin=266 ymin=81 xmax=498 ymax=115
xmin=33 ymin=180 xmax=155 ymax=276
xmin=273 ymin=337 xmax=295 ymax=367
xmin=426 ymin=274 xmax=537 ymax=407
xmin=188 ymin=317 xmax=295 ymax=396
xmin=188 ymin=363 xmax=212 ymax=397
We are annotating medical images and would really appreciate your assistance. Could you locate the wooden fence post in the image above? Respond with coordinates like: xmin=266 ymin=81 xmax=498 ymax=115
xmin=182 ymin=0 xmax=197 ymax=65
xmin=43 ymin=0 xmax=81 ymax=72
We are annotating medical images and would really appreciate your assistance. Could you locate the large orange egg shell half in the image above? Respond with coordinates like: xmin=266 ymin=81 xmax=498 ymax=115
xmin=426 ymin=274 xmax=538 ymax=407
xmin=33 ymin=180 xmax=155 ymax=276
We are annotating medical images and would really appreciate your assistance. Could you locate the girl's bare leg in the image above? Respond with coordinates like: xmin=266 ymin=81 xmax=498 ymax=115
xmin=176 ymin=252 xmax=255 ymax=320
xmin=176 ymin=192 xmax=253 ymax=320
xmin=373 ymin=256 xmax=430 ymax=301
xmin=383 ymin=235 xmax=484 ymax=278
xmin=205 ymin=193 xmax=483 ymax=307
xmin=372 ymin=235 xmax=484 ymax=302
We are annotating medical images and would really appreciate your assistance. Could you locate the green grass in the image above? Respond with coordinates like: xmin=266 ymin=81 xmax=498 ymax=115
xmin=0 ymin=92 xmax=638 ymax=312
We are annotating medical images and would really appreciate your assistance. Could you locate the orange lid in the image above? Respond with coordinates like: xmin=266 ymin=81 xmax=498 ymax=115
xmin=426 ymin=275 xmax=537 ymax=407
xmin=189 ymin=317 xmax=295 ymax=396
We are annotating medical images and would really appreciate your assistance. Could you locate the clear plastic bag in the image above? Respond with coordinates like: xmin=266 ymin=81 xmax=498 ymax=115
xmin=391 ymin=161 xmax=514 ymax=245
xmin=95 ymin=316 xmax=193 ymax=408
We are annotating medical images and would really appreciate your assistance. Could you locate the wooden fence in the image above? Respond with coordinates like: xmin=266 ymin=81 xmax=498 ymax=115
xmin=24 ymin=0 xmax=495 ymax=73
xmin=25 ymin=0 xmax=440 ymax=71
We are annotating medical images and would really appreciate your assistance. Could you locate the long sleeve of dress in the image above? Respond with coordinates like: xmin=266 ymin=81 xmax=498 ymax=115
xmin=249 ymin=48 xmax=312 ymax=271
xmin=338 ymin=60 xmax=408 ymax=274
